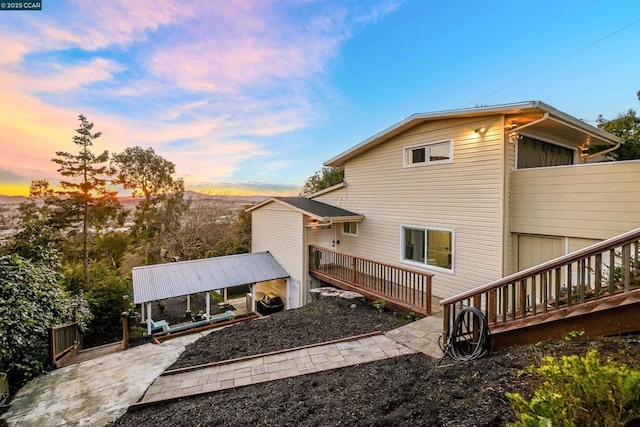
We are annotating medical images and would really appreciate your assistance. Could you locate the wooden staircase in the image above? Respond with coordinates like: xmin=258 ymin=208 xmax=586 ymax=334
xmin=441 ymin=228 xmax=640 ymax=350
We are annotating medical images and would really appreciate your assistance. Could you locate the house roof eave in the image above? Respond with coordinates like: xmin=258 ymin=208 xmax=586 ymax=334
xmin=325 ymin=101 xmax=622 ymax=167
xmin=308 ymin=182 xmax=346 ymax=198
xmin=322 ymin=215 xmax=364 ymax=222
xmin=245 ymin=196 xmax=278 ymax=213
xmin=246 ymin=196 xmax=362 ymax=222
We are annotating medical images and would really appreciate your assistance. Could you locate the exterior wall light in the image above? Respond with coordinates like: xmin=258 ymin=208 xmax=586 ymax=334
xmin=580 ymin=145 xmax=589 ymax=157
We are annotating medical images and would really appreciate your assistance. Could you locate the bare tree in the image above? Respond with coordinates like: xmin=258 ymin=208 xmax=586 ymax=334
xmin=155 ymin=194 xmax=236 ymax=261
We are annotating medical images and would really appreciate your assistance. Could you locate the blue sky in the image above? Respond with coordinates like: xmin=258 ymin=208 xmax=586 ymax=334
xmin=0 ymin=0 xmax=639 ymax=196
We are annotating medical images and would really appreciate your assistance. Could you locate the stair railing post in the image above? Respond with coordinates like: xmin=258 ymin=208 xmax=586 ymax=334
xmin=350 ymin=256 xmax=357 ymax=286
xmin=121 ymin=295 xmax=130 ymax=350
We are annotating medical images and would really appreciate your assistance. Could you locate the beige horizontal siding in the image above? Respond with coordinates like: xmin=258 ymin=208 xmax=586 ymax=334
xmin=252 ymin=204 xmax=304 ymax=283
xmin=568 ymin=237 xmax=599 ymax=253
xmin=511 ymin=160 xmax=640 ymax=239
xmin=315 ymin=116 xmax=506 ymax=299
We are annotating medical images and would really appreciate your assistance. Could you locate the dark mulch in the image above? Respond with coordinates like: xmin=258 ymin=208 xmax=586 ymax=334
xmin=169 ymin=296 xmax=414 ymax=370
xmin=111 ymin=298 xmax=640 ymax=427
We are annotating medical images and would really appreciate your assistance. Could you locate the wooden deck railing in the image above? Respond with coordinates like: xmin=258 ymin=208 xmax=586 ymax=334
xmin=50 ymin=322 xmax=82 ymax=368
xmin=309 ymin=245 xmax=433 ymax=315
xmin=440 ymin=227 xmax=640 ymax=342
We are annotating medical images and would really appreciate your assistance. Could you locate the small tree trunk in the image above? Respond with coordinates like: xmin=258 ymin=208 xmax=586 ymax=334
xmin=83 ymin=200 xmax=89 ymax=287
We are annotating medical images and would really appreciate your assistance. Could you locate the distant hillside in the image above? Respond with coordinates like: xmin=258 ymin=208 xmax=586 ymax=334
xmin=183 ymin=191 xmax=268 ymax=204
xmin=0 ymin=195 xmax=28 ymax=203
xmin=0 ymin=192 xmax=268 ymax=205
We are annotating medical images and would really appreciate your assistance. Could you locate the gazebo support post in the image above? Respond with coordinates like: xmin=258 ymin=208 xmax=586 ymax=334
xmin=224 ymin=288 xmax=228 ymax=303
xmin=146 ymin=302 xmax=152 ymax=336
xmin=186 ymin=294 xmax=191 ymax=316
xmin=141 ymin=303 xmax=145 ymax=322
xmin=251 ymin=284 xmax=256 ymax=313
xmin=205 ymin=292 xmax=211 ymax=320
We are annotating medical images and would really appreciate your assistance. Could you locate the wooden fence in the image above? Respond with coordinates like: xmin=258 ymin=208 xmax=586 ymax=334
xmin=50 ymin=322 xmax=82 ymax=368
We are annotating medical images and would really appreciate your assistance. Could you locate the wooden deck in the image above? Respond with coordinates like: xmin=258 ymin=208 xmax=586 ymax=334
xmin=309 ymin=246 xmax=435 ymax=316
xmin=57 ymin=342 xmax=123 ymax=368
xmin=441 ymin=227 xmax=640 ymax=350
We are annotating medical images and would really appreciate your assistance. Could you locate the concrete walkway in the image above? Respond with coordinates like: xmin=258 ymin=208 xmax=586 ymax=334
xmin=136 ymin=332 xmax=415 ymax=405
xmin=385 ymin=311 xmax=445 ymax=359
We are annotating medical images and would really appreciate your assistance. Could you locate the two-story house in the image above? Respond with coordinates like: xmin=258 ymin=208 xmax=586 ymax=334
xmin=248 ymin=101 xmax=640 ymax=315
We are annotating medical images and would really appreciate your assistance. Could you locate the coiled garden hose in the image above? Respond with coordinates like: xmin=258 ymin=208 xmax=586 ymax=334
xmin=439 ymin=306 xmax=491 ymax=362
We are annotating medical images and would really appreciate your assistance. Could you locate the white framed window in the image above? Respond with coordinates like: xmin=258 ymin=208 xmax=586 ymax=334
xmin=404 ymin=139 xmax=452 ymax=167
xmin=342 ymin=222 xmax=358 ymax=236
xmin=401 ymin=225 xmax=454 ymax=272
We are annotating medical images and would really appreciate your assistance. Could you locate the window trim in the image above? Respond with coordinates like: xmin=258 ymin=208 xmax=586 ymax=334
xmin=341 ymin=222 xmax=358 ymax=237
xmin=403 ymin=139 xmax=453 ymax=168
xmin=400 ymin=225 xmax=455 ymax=274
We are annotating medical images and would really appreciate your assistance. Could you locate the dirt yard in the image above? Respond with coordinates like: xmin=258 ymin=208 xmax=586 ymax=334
xmin=112 ymin=297 xmax=640 ymax=427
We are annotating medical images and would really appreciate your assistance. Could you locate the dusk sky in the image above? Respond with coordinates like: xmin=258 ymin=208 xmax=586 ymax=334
xmin=1 ymin=0 xmax=639 ymax=197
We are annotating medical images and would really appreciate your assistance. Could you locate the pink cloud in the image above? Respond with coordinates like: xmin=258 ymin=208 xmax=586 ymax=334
xmin=146 ymin=7 xmax=344 ymax=94
xmin=48 ymin=0 xmax=193 ymax=51
xmin=30 ymin=58 xmax=124 ymax=92
xmin=0 ymin=0 xmax=402 ymax=194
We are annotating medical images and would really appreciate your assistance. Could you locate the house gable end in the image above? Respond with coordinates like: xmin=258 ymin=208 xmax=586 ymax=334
xmin=325 ymin=101 xmax=621 ymax=168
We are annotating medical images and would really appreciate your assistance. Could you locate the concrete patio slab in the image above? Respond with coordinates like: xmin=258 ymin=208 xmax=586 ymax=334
xmin=1 ymin=332 xmax=208 ymax=427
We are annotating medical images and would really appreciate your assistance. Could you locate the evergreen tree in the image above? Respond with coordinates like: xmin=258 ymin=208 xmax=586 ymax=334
xmin=51 ymin=115 xmax=121 ymax=287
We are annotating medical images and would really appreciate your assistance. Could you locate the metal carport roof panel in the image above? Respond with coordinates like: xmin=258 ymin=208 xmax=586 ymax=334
xmin=132 ymin=252 xmax=289 ymax=304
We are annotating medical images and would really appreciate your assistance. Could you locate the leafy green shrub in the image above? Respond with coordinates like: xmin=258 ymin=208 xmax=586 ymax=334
xmin=508 ymin=349 xmax=640 ymax=426
xmin=83 ymin=264 xmax=132 ymax=346
xmin=563 ymin=330 xmax=585 ymax=341
xmin=60 ymin=262 xmax=86 ymax=295
xmin=406 ymin=311 xmax=418 ymax=321
xmin=128 ymin=324 xmax=146 ymax=342
xmin=66 ymin=293 xmax=94 ymax=332
xmin=0 ymin=255 xmax=68 ymax=386
xmin=373 ymin=299 xmax=388 ymax=313
xmin=92 ymin=232 xmax=130 ymax=270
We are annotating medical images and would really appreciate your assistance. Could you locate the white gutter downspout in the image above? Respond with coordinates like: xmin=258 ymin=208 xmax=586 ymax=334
xmin=584 ymin=142 xmax=621 ymax=160
xmin=506 ymin=112 xmax=549 ymax=135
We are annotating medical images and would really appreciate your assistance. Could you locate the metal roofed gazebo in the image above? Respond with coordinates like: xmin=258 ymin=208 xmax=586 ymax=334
xmin=132 ymin=252 xmax=289 ymax=334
